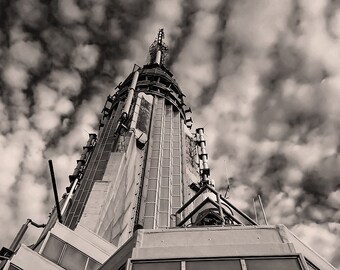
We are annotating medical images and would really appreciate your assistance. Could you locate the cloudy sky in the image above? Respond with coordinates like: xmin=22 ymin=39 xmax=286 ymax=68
xmin=0 ymin=0 xmax=339 ymax=268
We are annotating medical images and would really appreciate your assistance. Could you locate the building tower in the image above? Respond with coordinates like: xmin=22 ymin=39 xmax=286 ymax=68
xmin=1 ymin=30 xmax=337 ymax=270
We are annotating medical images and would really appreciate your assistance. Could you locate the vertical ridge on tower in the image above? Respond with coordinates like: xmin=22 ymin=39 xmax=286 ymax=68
xmin=1 ymin=30 xmax=337 ymax=270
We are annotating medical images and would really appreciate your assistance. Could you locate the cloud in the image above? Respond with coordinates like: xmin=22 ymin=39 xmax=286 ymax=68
xmin=57 ymin=0 xmax=86 ymax=25
xmin=48 ymin=69 xmax=82 ymax=96
xmin=0 ymin=0 xmax=339 ymax=268
xmin=41 ymin=27 xmax=75 ymax=67
xmin=2 ymin=63 xmax=29 ymax=89
xmin=15 ymin=0 xmax=47 ymax=29
xmin=292 ymin=223 xmax=340 ymax=263
xmin=71 ymin=44 xmax=99 ymax=71
xmin=9 ymin=40 xmax=44 ymax=70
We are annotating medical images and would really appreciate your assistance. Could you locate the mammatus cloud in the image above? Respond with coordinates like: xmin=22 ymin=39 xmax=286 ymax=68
xmin=0 ymin=0 xmax=339 ymax=268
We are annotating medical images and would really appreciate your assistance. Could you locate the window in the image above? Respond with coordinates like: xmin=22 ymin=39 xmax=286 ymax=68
xmin=145 ymin=203 xmax=156 ymax=216
xmin=146 ymin=190 xmax=157 ymax=201
xmin=246 ymin=257 xmax=303 ymax=270
xmin=86 ymin=259 xmax=101 ymax=270
xmin=186 ymin=260 xmax=241 ymax=270
xmin=8 ymin=264 xmax=22 ymax=270
xmin=131 ymin=256 xmax=306 ymax=270
xmin=148 ymin=179 xmax=157 ymax=189
xmin=41 ymin=235 xmax=101 ymax=270
xmin=132 ymin=261 xmax=181 ymax=270
xmin=60 ymin=245 xmax=87 ymax=270
xmin=159 ymin=212 xmax=169 ymax=227
xmin=306 ymin=259 xmax=320 ymax=270
xmin=41 ymin=235 xmax=65 ymax=264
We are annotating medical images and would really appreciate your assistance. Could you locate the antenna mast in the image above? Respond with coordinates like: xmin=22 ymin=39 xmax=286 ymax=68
xmin=149 ymin=28 xmax=168 ymax=65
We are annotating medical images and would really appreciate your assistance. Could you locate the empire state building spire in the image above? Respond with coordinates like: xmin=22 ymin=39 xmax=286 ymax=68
xmin=2 ymin=30 xmax=337 ymax=270
xmin=148 ymin=28 xmax=168 ymax=65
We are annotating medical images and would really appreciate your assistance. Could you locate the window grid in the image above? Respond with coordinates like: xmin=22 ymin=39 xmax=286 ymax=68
xmin=144 ymin=98 xmax=185 ymax=229
xmin=155 ymin=98 xmax=165 ymax=228
xmin=41 ymin=235 xmax=101 ymax=270
xmin=158 ymin=104 xmax=172 ymax=228
xmin=130 ymin=256 xmax=307 ymax=270
xmin=65 ymin=101 xmax=124 ymax=229
xmin=171 ymin=110 xmax=182 ymax=216
xmin=144 ymin=98 xmax=164 ymax=228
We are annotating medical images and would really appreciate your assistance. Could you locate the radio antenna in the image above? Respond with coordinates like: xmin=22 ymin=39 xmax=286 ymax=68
xmin=224 ymin=159 xmax=230 ymax=197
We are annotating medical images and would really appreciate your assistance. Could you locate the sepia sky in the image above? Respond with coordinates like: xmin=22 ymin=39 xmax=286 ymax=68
xmin=0 ymin=0 xmax=339 ymax=268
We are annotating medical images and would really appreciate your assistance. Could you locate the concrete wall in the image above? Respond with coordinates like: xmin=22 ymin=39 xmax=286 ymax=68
xmin=79 ymin=132 xmax=145 ymax=247
xmin=9 ymin=245 xmax=63 ymax=270
xmin=131 ymin=226 xmax=295 ymax=260
xmin=99 ymin=225 xmax=337 ymax=270
xmin=42 ymin=222 xmax=116 ymax=264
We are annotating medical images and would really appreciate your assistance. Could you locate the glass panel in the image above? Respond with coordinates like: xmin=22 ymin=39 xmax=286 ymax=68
xmin=173 ymin=185 xmax=180 ymax=195
xmin=173 ymin=134 xmax=180 ymax=140
xmin=173 ymin=176 xmax=181 ymax=186
xmin=172 ymin=197 xmax=181 ymax=207
xmin=154 ymin=127 xmax=161 ymax=134
xmin=148 ymin=179 xmax=157 ymax=189
xmin=153 ymin=131 xmax=161 ymax=139
xmin=160 ymin=199 xmax=169 ymax=211
xmin=101 ymin=151 xmax=110 ymax=160
xmin=159 ymin=212 xmax=169 ymax=227
xmin=143 ymin=217 xmax=154 ymax=228
xmin=160 ymin=188 xmax=169 ymax=198
xmin=145 ymin=203 xmax=155 ymax=216
xmin=173 ymin=166 xmax=180 ymax=174
xmin=173 ymin=175 xmax=180 ymax=182
xmin=154 ymin=143 xmax=161 ymax=150
xmin=150 ymin=159 xmax=159 ymax=167
xmin=151 ymin=150 xmax=160 ymax=158
xmin=136 ymin=97 xmax=151 ymax=134
xmin=246 ymin=258 xmax=302 ymax=270
xmin=154 ymin=120 xmax=162 ymax=127
xmin=86 ymin=259 xmax=101 ymax=270
xmin=146 ymin=190 xmax=157 ymax=201
xmin=173 ymin=149 xmax=180 ymax=157
xmin=186 ymin=260 xmax=242 ymax=270
xmin=41 ymin=235 xmax=65 ymax=264
xmin=97 ymin=160 xmax=107 ymax=170
xmin=149 ymin=168 xmax=158 ymax=178
xmin=9 ymin=264 xmax=22 ymax=270
xmin=162 ymin=167 xmax=170 ymax=175
xmin=173 ymin=158 xmax=180 ymax=165
xmin=103 ymin=144 xmax=112 ymax=151
xmin=132 ymin=261 xmax=180 ymax=270
xmin=306 ymin=260 xmax=320 ymax=270
xmin=161 ymin=177 xmax=169 ymax=187
xmin=163 ymin=158 xmax=170 ymax=167
xmin=60 ymin=245 xmax=87 ymax=270
xmin=94 ymin=170 xmax=104 ymax=180
xmin=163 ymin=141 xmax=171 ymax=149
xmin=173 ymin=142 xmax=180 ymax=148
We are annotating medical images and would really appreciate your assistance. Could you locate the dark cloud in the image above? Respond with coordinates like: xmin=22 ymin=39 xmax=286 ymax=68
xmin=0 ymin=0 xmax=339 ymax=268
xmin=167 ymin=0 xmax=198 ymax=67
xmin=198 ymin=0 xmax=232 ymax=106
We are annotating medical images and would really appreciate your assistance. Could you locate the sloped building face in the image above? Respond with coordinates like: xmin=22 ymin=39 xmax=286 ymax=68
xmin=3 ymin=31 xmax=337 ymax=270
xmin=62 ymin=61 xmax=200 ymax=247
